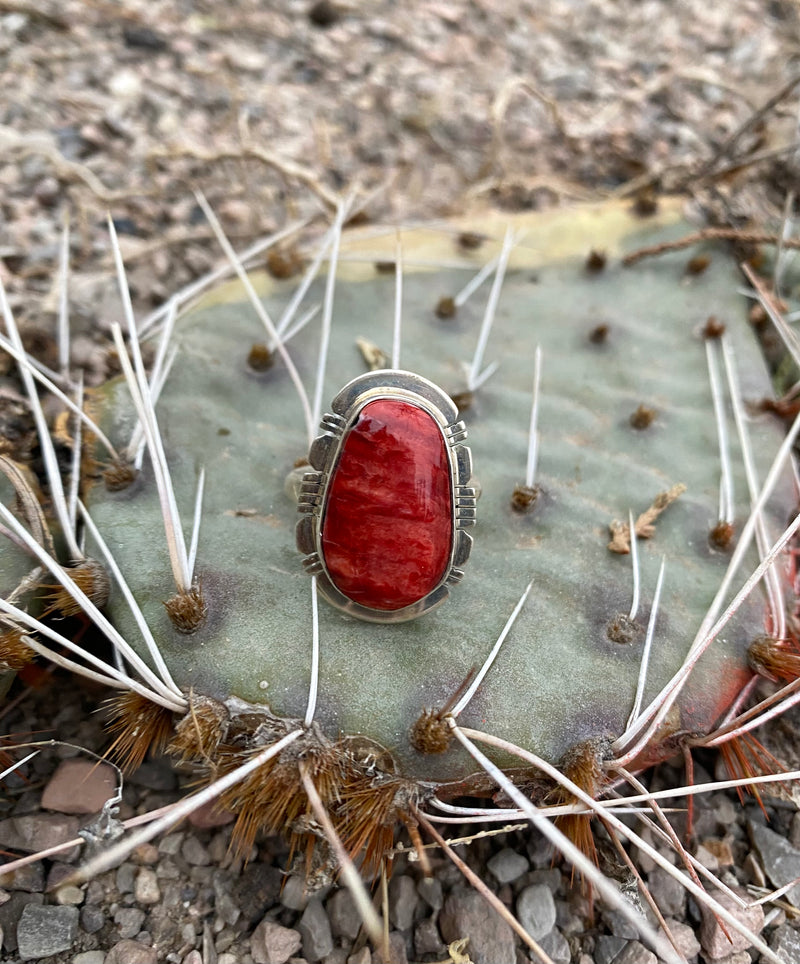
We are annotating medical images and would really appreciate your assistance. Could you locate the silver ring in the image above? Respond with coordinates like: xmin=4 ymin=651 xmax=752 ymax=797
xmin=296 ymin=370 xmax=476 ymax=622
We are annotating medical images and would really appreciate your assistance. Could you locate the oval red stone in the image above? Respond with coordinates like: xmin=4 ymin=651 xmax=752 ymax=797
xmin=321 ymin=398 xmax=453 ymax=611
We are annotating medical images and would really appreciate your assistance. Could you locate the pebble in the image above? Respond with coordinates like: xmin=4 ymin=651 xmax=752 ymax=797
xmin=54 ymin=884 xmax=84 ymax=906
xmin=416 ymin=876 xmax=443 ymax=911
xmin=327 ymin=888 xmax=362 ymax=941
xmin=115 ymin=906 xmax=146 ymax=939
xmin=537 ymin=926 xmax=571 ymax=963
xmin=127 ymin=759 xmax=177 ymax=791
xmin=116 ymin=863 xmax=136 ymax=895
xmin=771 ymin=922 xmax=800 ymax=959
xmin=371 ymin=932 xmax=407 ymax=964
xmin=187 ymin=800 xmax=235 ymax=829
xmin=487 ymin=847 xmax=530 ymax=884
xmin=135 ymin=867 xmax=161 ymax=905
xmin=749 ymin=820 xmax=800 ymax=907
xmin=280 ymin=873 xmax=310 ymax=911
xmin=0 ymin=861 xmax=44 ymax=892
xmin=595 ymin=934 xmax=628 ymax=964
xmin=698 ymin=886 xmax=764 ymax=959
xmin=182 ymin=835 xmax=212 ymax=866
xmin=159 ymin=832 xmax=184 ymax=856
xmin=16 ymin=903 xmax=79 ymax=960
xmin=604 ymin=909 xmax=640 ymax=940
xmin=250 ymin=918 xmax=302 ymax=964
xmin=414 ymin=917 xmax=445 ymax=957
xmin=646 ymin=867 xmax=686 ymax=918
xmin=79 ymin=905 xmax=106 ymax=934
xmin=388 ymin=874 xmax=418 ymax=931
xmin=73 ymin=952 xmax=106 ymax=964
xmin=614 ymin=940 xmax=657 ymax=964
xmin=40 ymin=759 xmax=117 ymax=815
xmin=298 ymin=897 xmax=334 ymax=962
xmin=516 ymin=883 xmax=557 ymax=939
xmin=132 ymin=842 xmax=160 ymax=866
xmin=439 ymin=886 xmax=516 ymax=964
xmin=0 ymin=814 xmax=80 ymax=861
xmin=104 ymin=939 xmax=158 ymax=964
xmin=662 ymin=917 xmax=701 ymax=958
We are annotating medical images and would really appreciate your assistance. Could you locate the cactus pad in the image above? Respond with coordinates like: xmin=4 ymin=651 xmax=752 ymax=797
xmin=82 ymin=198 xmax=794 ymax=790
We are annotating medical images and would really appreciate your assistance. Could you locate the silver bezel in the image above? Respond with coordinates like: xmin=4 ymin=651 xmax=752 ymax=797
xmin=296 ymin=369 xmax=475 ymax=622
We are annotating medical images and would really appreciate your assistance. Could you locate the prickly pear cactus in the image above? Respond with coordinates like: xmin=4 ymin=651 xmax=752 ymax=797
xmin=85 ymin=197 xmax=793 ymax=787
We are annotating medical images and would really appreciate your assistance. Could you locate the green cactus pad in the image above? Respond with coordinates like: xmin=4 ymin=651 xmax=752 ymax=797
xmin=87 ymin=199 xmax=794 ymax=783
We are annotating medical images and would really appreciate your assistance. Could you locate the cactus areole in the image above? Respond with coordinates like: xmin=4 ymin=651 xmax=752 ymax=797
xmin=297 ymin=369 xmax=476 ymax=621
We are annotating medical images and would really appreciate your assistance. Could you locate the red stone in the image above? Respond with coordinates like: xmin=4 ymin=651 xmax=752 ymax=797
xmin=321 ymin=398 xmax=453 ymax=610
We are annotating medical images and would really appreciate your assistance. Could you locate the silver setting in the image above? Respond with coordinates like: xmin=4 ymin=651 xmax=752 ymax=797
xmin=296 ymin=369 xmax=475 ymax=623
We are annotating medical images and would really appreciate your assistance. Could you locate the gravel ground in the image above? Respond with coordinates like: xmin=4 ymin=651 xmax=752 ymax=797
xmin=3 ymin=2 xmax=800 ymax=962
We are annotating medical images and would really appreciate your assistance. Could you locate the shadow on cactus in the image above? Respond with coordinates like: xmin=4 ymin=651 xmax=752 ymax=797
xmin=2 ymin=194 xmax=800 ymax=962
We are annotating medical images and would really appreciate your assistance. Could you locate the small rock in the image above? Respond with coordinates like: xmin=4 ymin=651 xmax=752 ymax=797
xmin=604 ymin=910 xmax=640 ymax=940
xmin=371 ymin=932 xmax=407 ymax=964
xmin=181 ymin=835 xmax=211 ymax=866
xmin=54 ymin=884 xmax=83 ymax=905
xmin=72 ymin=952 xmax=106 ymax=964
xmin=414 ymin=918 xmax=444 ymax=957
xmin=662 ymin=918 xmax=700 ymax=959
xmin=134 ymin=867 xmax=161 ymax=905
xmin=0 ymin=814 xmax=80 ymax=862
xmin=487 ymin=847 xmax=529 ymax=884
xmin=108 ymin=68 xmax=142 ymax=103
xmin=187 ymin=800 xmax=235 ymax=829
xmin=105 ymin=939 xmax=158 ymax=964
xmin=694 ymin=844 xmax=719 ymax=871
xmin=250 ymin=919 xmax=302 ymax=964
xmin=516 ymin=883 xmax=557 ymax=939
xmin=417 ymin=876 xmax=442 ymax=911
xmin=132 ymin=842 xmax=160 ymax=865
xmin=327 ymin=888 xmax=361 ymax=941
xmin=213 ymin=875 xmax=241 ymax=927
xmin=115 ymin=906 xmax=146 ymax=939
xmin=614 ymin=941 xmax=657 ymax=964
xmin=116 ymin=862 xmax=136 ymax=894
xmin=298 ymin=897 xmax=334 ymax=962
xmin=595 ymin=934 xmax=628 ymax=964
xmin=158 ymin=832 xmax=184 ymax=855
xmin=749 ymin=820 xmax=800 ymax=907
xmin=698 ymin=886 xmax=764 ymax=959
xmin=80 ymin=905 xmax=106 ymax=934
xmin=347 ymin=948 xmax=371 ymax=964
xmin=280 ymin=873 xmax=310 ymax=911
xmin=439 ymin=886 xmax=515 ymax=964
xmin=16 ymin=903 xmax=79 ymax=960
xmin=45 ymin=862 xmax=74 ymax=893
xmin=388 ymin=874 xmax=418 ymax=931
xmin=128 ymin=760 xmax=177 ymax=791
xmin=0 ymin=861 xmax=44 ymax=892
xmin=122 ymin=25 xmax=168 ymax=50
xmin=646 ymin=867 xmax=686 ymax=918
xmin=183 ymin=952 xmax=203 ymax=964
xmin=537 ymin=927 xmax=570 ymax=964
xmin=41 ymin=759 xmax=117 ymax=815
xmin=771 ymin=922 xmax=800 ymax=959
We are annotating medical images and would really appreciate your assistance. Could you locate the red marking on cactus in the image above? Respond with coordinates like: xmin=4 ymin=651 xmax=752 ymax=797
xmin=321 ymin=398 xmax=453 ymax=610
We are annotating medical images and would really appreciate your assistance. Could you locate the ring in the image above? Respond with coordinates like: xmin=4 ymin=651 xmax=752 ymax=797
xmin=296 ymin=370 xmax=476 ymax=622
